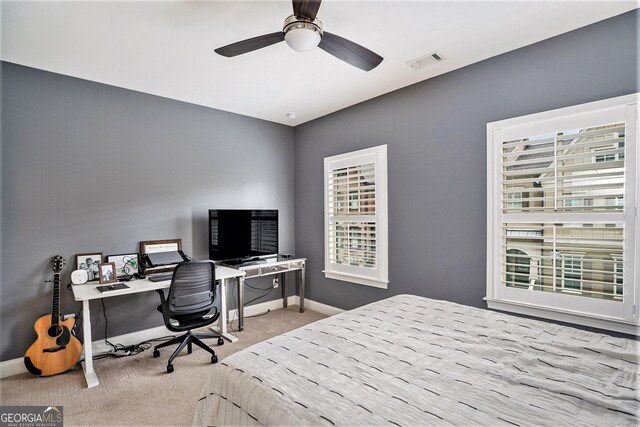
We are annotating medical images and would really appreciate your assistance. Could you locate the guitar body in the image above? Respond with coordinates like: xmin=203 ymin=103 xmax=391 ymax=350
xmin=24 ymin=314 xmax=82 ymax=376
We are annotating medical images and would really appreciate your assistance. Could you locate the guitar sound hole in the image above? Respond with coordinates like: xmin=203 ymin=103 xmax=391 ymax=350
xmin=47 ymin=324 xmax=63 ymax=338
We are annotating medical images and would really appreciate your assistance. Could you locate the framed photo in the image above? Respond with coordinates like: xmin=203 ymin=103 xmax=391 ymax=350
xmin=76 ymin=253 xmax=103 ymax=282
xmin=140 ymin=239 xmax=182 ymax=274
xmin=106 ymin=253 xmax=140 ymax=278
xmin=98 ymin=262 xmax=117 ymax=284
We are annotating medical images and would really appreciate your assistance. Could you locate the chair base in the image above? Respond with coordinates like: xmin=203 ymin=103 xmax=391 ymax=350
xmin=153 ymin=331 xmax=223 ymax=373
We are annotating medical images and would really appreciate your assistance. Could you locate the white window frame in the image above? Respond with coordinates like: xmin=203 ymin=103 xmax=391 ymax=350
xmin=486 ymin=94 xmax=639 ymax=335
xmin=324 ymin=145 xmax=388 ymax=288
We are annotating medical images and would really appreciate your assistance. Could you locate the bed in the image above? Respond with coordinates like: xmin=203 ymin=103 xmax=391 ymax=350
xmin=194 ymin=294 xmax=639 ymax=426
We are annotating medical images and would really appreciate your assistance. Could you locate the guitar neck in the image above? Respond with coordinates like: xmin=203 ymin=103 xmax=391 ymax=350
xmin=51 ymin=273 xmax=61 ymax=325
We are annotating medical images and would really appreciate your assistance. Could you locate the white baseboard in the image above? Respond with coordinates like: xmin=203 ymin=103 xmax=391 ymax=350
xmin=227 ymin=295 xmax=299 ymax=320
xmin=302 ymin=298 xmax=345 ymax=316
xmin=1 ymin=297 xmax=343 ymax=379
xmin=227 ymin=296 xmax=344 ymax=320
xmin=0 ymin=357 xmax=27 ymax=379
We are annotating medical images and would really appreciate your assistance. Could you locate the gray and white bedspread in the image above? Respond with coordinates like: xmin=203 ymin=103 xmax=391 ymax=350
xmin=194 ymin=294 xmax=639 ymax=426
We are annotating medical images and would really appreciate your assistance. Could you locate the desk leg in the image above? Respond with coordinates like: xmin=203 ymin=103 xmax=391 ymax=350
xmin=281 ymin=272 xmax=287 ymax=308
xmin=80 ymin=300 xmax=99 ymax=388
xmin=238 ymin=276 xmax=244 ymax=331
xmin=299 ymin=265 xmax=305 ymax=313
xmin=210 ymin=278 xmax=238 ymax=343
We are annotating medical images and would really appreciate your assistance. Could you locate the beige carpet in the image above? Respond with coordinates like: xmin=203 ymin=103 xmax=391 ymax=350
xmin=0 ymin=305 xmax=327 ymax=426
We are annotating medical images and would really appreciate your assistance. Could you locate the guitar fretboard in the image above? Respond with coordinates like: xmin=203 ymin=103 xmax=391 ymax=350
xmin=51 ymin=273 xmax=61 ymax=326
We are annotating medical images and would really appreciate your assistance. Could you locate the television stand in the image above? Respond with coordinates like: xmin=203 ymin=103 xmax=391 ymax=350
xmin=235 ymin=259 xmax=268 ymax=267
xmin=232 ymin=256 xmax=306 ymax=331
xmin=223 ymin=257 xmax=271 ymax=267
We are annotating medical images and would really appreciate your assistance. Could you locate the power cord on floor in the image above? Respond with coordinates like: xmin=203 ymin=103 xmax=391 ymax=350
xmin=245 ymin=309 xmax=271 ymax=319
xmin=226 ymin=277 xmax=272 ymax=335
xmin=244 ymin=290 xmax=273 ymax=306
xmin=80 ymin=335 xmax=178 ymax=362
xmin=87 ymin=298 xmax=176 ymax=361
xmin=231 ymin=278 xmax=276 ymax=324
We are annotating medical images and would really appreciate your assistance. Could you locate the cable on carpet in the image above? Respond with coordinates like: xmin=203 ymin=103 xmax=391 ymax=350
xmin=236 ymin=278 xmax=277 ymax=321
xmin=86 ymin=298 xmax=176 ymax=361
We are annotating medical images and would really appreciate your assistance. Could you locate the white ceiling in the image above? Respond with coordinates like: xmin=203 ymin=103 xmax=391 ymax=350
xmin=2 ymin=1 xmax=636 ymax=126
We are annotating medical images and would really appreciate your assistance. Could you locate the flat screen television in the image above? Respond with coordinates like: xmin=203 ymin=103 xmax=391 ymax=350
xmin=209 ymin=209 xmax=278 ymax=264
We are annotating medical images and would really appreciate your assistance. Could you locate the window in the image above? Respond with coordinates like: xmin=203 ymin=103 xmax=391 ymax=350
xmin=324 ymin=145 xmax=388 ymax=288
xmin=560 ymin=254 xmax=584 ymax=292
xmin=506 ymin=191 xmax=523 ymax=209
xmin=505 ymin=249 xmax=531 ymax=289
xmin=486 ymin=94 xmax=638 ymax=334
xmin=506 ymin=190 xmax=532 ymax=209
xmin=593 ymin=137 xmax=625 ymax=163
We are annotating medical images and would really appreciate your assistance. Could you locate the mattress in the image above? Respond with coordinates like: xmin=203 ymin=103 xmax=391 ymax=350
xmin=194 ymin=294 xmax=639 ymax=426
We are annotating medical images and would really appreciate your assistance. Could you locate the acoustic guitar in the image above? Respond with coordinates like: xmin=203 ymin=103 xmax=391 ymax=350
xmin=24 ymin=255 xmax=82 ymax=376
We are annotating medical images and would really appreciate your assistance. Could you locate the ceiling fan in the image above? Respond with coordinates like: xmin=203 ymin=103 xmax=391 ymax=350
xmin=214 ymin=0 xmax=383 ymax=72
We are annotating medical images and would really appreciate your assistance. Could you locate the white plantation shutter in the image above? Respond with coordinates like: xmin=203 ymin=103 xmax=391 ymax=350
xmin=487 ymin=95 xmax=638 ymax=334
xmin=502 ymin=223 xmax=624 ymax=299
xmin=502 ymin=124 xmax=625 ymax=213
xmin=324 ymin=146 xmax=388 ymax=288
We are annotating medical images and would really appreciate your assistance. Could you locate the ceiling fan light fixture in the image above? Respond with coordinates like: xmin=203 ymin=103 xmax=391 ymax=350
xmin=214 ymin=2 xmax=383 ymax=71
xmin=283 ymin=15 xmax=322 ymax=52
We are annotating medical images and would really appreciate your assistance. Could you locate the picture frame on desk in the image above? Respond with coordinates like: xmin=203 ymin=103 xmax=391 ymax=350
xmin=140 ymin=239 xmax=182 ymax=274
xmin=98 ymin=262 xmax=117 ymax=284
xmin=106 ymin=253 xmax=140 ymax=279
xmin=76 ymin=252 xmax=102 ymax=282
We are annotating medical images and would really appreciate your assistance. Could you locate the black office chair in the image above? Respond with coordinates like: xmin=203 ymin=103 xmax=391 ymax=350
xmin=152 ymin=260 xmax=225 ymax=373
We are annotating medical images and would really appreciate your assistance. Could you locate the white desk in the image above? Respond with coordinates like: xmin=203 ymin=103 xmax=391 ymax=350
xmin=71 ymin=265 xmax=245 ymax=388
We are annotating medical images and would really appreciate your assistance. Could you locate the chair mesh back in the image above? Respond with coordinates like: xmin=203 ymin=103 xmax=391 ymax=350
xmin=167 ymin=261 xmax=216 ymax=313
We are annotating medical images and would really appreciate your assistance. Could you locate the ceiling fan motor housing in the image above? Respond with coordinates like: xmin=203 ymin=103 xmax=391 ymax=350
xmin=283 ymin=15 xmax=323 ymax=52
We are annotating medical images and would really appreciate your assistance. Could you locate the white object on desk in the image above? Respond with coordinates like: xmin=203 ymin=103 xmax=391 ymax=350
xmin=70 ymin=269 xmax=88 ymax=284
xmin=71 ymin=265 xmax=245 ymax=388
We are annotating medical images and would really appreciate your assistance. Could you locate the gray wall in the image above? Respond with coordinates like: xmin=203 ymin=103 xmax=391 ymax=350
xmin=1 ymin=62 xmax=295 ymax=361
xmin=294 ymin=11 xmax=638 ymax=310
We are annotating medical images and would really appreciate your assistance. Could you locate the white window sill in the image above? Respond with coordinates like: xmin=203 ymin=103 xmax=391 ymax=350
xmin=485 ymin=298 xmax=639 ymax=336
xmin=323 ymin=271 xmax=388 ymax=289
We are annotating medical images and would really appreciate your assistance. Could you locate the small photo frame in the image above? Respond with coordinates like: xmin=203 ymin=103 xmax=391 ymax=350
xmin=99 ymin=262 xmax=117 ymax=284
xmin=76 ymin=253 xmax=103 ymax=282
xmin=106 ymin=253 xmax=140 ymax=278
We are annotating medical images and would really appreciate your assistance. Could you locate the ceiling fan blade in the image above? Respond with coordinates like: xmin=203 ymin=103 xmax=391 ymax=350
xmin=318 ymin=32 xmax=383 ymax=71
xmin=292 ymin=0 xmax=322 ymax=20
xmin=215 ymin=32 xmax=285 ymax=57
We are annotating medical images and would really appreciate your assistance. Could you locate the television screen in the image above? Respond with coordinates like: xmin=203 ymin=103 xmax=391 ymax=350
xmin=209 ymin=209 xmax=278 ymax=263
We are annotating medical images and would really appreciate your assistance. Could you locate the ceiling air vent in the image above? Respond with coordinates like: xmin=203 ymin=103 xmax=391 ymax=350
xmin=406 ymin=52 xmax=446 ymax=71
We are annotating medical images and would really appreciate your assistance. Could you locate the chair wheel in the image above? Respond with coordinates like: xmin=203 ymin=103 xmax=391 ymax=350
xmin=211 ymin=355 xmax=218 ymax=364
xmin=217 ymin=337 xmax=224 ymax=346
xmin=153 ymin=349 xmax=160 ymax=358
xmin=167 ymin=364 xmax=174 ymax=373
